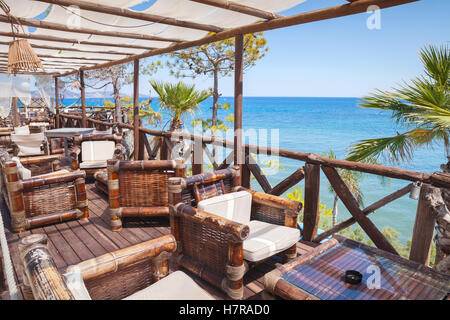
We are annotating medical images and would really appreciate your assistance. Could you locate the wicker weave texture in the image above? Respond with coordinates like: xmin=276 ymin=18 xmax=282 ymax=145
xmin=251 ymin=203 xmax=285 ymax=226
xmin=84 ymin=259 xmax=153 ymax=300
xmin=179 ymin=217 xmax=229 ymax=275
xmin=23 ymin=183 xmax=77 ymax=217
xmin=119 ymin=170 xmax=174 ymax=208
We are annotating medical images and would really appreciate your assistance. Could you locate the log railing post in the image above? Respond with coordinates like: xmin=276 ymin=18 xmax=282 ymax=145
xmin=80 ymin=70 xmax=87 ymax=128
xmin=409 ymin=184 xmax=436 ymax=265
xmin=302 ymin=163 xmax=321 ymax=241
xmin=233 ymin=34 xmax=243 ymax=186
xmin=133 ymin=59 xmax=140 ymax=160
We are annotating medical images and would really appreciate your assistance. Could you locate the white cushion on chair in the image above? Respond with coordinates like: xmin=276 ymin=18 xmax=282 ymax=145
xmin=79 ymin=160 xmax=107 ymax=169
xmin=11 ymin=132 xmax=45 ymax=156
xmin=197 ymin=191 xmax=252 ymax=224
xmin=243 ymin=220 xmax=300 ymax=262
xmin=123 ymin=271 xmax=214 ymax=300
xmin=14 ymin=125 xmax=30 ymax=134
xmin=81 ymin=140 xmax=115 ymax=162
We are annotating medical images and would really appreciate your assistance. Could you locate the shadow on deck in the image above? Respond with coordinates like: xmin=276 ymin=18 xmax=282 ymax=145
xmin=0 ymin=182 xmax=316 ymax=300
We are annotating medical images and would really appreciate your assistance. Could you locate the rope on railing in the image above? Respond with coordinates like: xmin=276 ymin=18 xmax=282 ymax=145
xmin=0 ymin=205 xmax=18 ymax=299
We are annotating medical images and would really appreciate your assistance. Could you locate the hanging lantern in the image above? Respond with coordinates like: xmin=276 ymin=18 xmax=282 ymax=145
xmin=7 ymin=39 xmax=45 ymax=75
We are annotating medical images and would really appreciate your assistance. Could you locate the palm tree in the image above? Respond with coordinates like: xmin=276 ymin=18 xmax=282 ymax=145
xmin=150 ymin=80 xmax=211 ymax=131
xmin=323 ymin=150 xmax=364 ymax=226
xmin=346 ymin=44 xmax=450 ymax=165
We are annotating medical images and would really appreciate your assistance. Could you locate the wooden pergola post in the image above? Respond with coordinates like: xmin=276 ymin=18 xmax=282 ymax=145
xmin=12 ymin=97 xmax=19 ymax=127
xmin=234 ymin=34 xmax=244 ymax=186
xmin=54 ymin=77 xmax=60 ymax=128
xmin=133 ymin=59 xmax=140 ymax=160
xmin=80 ymin=70 xmax=87 ymax=128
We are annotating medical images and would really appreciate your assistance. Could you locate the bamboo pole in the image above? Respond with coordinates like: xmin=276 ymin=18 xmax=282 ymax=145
xmin=234 ymin=34 xmax=243 ymax=186
xmin=55 ymin=77 xmax=59 ymax=128
xmin=79 ymin=70 xmax=86 ymax=128
xmin=133 ymin=59 xmax=140 ymax=160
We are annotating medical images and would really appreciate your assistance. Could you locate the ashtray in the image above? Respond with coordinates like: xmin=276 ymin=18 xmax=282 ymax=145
xmin=344 ymin=270 xmax=362 ymax=284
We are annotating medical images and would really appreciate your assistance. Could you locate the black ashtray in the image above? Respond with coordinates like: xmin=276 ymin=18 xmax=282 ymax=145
xmin=344 ymin=270 xmax=362 ymax=284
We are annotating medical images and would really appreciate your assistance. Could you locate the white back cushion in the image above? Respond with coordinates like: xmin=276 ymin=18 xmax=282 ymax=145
xmin=14 ymin=125 xmax=30 ymax=134
xmin=11 ymin=132 xmax=45 ymax=156
xmin=81 ymin=140 xmax=115 ymax=162
xmin=197 ymin=191 xmax=252 ymax=224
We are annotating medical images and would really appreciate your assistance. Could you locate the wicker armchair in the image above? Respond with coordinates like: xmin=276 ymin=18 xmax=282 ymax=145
xmin=18 ymin=233 xmax=214 ymax=300
xmin=168 ymin=166 xmax=302 ymax=299
xmin=106 ymin=158 xmax=186 ymax=231
xmin=70 ymin=133 xmax=124 ymax=177
xmin=0 ymin=149 xmax=88 ymax=232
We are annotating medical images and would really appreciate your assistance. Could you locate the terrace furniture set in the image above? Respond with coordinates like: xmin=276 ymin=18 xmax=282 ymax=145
xmin=4 ymin=129 xmax=447 ymax=300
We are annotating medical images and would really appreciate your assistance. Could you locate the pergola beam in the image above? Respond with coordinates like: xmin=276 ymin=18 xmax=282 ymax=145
xmin=54 ymin=0 xmax=418 ymax=77
xmin=0 ymin=14 xmax=181 ymax=43
xmin=0 ymin=32 xmax=157 ymax=50
xmin=35 ymin=0 xmax=224 ymax=33
xmin=0 ymin=40 xmax=137 ymax=56
xmin=0 ymin=52 xmax=112 ymax=62
xmin=189 ymin=0 xmax=282 ymax=20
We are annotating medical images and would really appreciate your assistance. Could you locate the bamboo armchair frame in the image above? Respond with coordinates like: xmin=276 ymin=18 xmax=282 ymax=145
xmin=0 ymin=149 xmax=88 ymax=232
xmin=168 ymin=166 xmax=302 ymax=299
xmin=107 ymin=158 xmax=186 ymax=231
xmin=18 ymin=233 xmax=177 ymax=300
xmin=70 ymin=133 xmax=125 ymax=177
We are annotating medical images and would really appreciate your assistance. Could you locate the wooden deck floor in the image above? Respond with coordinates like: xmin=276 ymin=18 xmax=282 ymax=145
xmin=0 ymin=182 xmax=316 ymax=300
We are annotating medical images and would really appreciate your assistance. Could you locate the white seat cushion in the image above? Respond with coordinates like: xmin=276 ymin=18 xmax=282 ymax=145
xmin=81 ymin=140 xmax=115 ymax=162
xmin=11 ymin=132 xmax=45 ymax=156
xmin=123 ymin=271 xmax=214 ymax=300
xmin=243 ymin=220 xmax=300 ymax=262
xmin=14 ymin=125 xmax=30 ymax=135
xmin=79 ymin=160 xmax=107 ymax=169
xmin=197 ymin=191 xmax=252 ymax=224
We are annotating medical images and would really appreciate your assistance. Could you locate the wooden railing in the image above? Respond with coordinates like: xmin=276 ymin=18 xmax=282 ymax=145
xmin=57 ymin=113 xmax=449 ymax=267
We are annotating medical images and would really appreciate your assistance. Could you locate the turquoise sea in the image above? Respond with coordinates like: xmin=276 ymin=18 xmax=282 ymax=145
xmin=67 ymin=96 xmax=445 ymax=244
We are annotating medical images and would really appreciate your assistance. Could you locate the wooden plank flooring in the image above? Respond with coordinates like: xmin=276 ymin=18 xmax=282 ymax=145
xmin=0 ymin=182 xmax=316 ymax=300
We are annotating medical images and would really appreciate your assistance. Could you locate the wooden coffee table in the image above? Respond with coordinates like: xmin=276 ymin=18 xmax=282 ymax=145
xmin=265 ymin=235 xmax=450 ymax=300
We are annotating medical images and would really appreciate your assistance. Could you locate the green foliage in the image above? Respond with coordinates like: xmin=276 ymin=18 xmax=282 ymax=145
xmin=150 ymin=80 xmax=211 ymax=130
xmin=347 ymin=44 xmax=450 ymax=164
xmin=166 ymin=33 xmax=268 ymax=79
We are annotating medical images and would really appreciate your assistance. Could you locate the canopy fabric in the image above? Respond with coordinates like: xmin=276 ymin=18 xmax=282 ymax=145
xmin=35 ymin=74 xmax=55 ymax=113
xmin=0 ymin=74 xmax=12 ymax=118
xmin=0 ymin=0 xmax=306 ymax=74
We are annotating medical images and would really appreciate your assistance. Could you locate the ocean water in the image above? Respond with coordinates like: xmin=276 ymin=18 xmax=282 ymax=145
xmin=69 ymin=96 xmax=445 ymax=243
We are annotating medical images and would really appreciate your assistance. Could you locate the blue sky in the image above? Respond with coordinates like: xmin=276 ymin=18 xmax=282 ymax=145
xmin=67 ymin=0 xmax=446 ymax=98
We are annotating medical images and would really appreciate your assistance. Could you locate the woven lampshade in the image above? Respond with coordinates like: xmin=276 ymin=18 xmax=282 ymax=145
xmin=8 ymin=39 xmax=45 ymax=75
